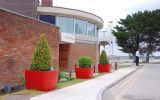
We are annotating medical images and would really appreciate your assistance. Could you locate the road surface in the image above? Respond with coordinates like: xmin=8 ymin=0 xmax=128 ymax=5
xmin=103 ymin=64 xmax=160 ymax=100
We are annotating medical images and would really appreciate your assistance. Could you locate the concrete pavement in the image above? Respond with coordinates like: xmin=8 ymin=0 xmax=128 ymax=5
xmin=31 ymin=65 xmax=140 ymax=100
xmin=103 ymin=64 xmax=160 ymax=100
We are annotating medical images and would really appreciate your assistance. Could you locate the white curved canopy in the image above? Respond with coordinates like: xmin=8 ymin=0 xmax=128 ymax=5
xmin=37 ymin=6 xmax=103 ymax=29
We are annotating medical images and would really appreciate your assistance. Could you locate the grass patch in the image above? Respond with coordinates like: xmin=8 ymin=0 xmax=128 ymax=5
xmin=57 ymin=73 xmax=107 ymax=89
xmin=57 ymin=78 xmax=87 ymax=89
xmin=57 ymin=72 xmax=108 ymax=89
xmin=95 ymin=72 xmax=108 ymax=77
xmin=118 ymin=64 xmax=132 ymax=69
xmin=0 ymin=90 xmax=44 ymax=100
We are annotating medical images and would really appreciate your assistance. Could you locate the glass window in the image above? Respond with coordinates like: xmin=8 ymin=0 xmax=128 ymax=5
xmin=95 ymin=25 xmax=98 ymax=38
xmin=75 ymin=19 xmax=87 ymax=35
xmin=87 ymin=23 xmax=95 ymax=36
xmin=40 ymin=15 xmax=56 ymax=25
xmin=57 ymin=16 xmax=74 ymax=33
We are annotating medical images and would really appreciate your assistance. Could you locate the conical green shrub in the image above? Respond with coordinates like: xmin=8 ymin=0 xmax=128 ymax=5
xmin=99 ymin=50 xmax=109 ymax=64
xmin=30 ymin=33 xmax=52 ymax=71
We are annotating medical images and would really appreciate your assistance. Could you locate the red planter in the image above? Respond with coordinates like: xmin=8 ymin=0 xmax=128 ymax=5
xmin=75 ymin=67 xmax=94 ymax=79
xmin=98 ymin=64 xmax=112 ymax=73
xmin=25 ymin=70 xmax=58 ymax=91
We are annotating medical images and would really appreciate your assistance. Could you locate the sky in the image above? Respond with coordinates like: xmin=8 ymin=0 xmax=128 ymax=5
xmin=53 ymin=0 xmax=160 ymax=56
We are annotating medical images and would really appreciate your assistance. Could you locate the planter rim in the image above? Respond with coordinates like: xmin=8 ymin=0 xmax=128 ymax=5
xmin=99 ymin=63 xmax=111 ymax=65
xmin=76 ymin=67 xmax=93 ymax=68
xmin=25 ymin=70 xmax=57 ymax=72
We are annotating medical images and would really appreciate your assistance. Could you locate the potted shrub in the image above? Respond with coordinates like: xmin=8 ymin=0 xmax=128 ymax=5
xmin=98 ymin=50 xmax=111 ymax=73
xmin=25 ymin=33 xmax=58 ymax=91
xmin=75 ymin=56 xmax=94 ymax=79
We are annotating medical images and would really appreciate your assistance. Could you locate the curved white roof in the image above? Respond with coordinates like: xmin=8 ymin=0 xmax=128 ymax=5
xmin=37 ymin=6 xmax=104 ymax=29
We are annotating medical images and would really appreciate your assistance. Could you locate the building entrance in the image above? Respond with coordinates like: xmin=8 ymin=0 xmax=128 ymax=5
xmin=59 ymin=44 xmax=70 ymax=72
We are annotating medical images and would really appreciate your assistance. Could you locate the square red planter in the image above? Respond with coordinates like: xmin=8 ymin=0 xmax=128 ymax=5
xmin=25 ymin=70 xmax=58 ymax=91
xmin=75 ymin=67 xmax=94 ymax=79
xmin=98 ymin=64 xmax=112 ymax=73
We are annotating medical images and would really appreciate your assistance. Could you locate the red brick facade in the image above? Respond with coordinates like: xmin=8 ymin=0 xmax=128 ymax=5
xmin=69 ymin=43 xmax=96 ymax=70
xmin=59 ymin=43 xmax=97 ymax=71
xmin=0 ymin=9 xmax=60 ymax=88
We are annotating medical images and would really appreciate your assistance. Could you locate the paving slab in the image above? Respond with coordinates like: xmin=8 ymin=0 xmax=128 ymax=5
xmin=31 ymin=66 xmax=140 ymax=100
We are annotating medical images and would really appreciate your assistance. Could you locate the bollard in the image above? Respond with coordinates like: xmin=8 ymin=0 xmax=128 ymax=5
xmin=93 ymin=65 xmax=96 ymax=74
xmin=69 ymin=70 xmax=72 ymax=78
xmin=115 ymin=62 xmax=118 ymax=70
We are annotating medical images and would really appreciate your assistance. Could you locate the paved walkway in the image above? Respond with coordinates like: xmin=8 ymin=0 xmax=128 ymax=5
xmin=31 ymin=66 xmax=140 ymax=100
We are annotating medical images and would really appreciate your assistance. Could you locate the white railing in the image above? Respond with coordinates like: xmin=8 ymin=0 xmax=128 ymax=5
xmin=98 ymin=31 xmax=113 ymax=44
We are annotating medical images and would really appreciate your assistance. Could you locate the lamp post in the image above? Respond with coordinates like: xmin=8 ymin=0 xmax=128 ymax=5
xmin=106 ymin=21 xmax=113 ymax=61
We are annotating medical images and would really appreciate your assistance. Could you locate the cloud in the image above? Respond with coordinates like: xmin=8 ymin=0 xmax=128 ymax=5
xmin=124 ymin=0 xmax=160 ymax=14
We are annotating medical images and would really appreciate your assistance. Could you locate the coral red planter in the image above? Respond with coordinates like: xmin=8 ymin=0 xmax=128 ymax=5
xmin=25 ymin=70 xmax=58 ymax=91
xmin=75 ymin=67 xmax=94 ymax=79
xmin=98 ymin=64 xmax=112 ymax=73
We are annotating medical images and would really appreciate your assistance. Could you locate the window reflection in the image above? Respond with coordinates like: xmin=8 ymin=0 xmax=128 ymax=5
xmin=88 ymin=23 xmax=95 ymax=36
xmin=75 ymin=19 xmax=87 ymax=35
xmin=57 ymin=16 xmax=74 ymax=33
xmin=56 ymin=16 xmax=97 ymax=37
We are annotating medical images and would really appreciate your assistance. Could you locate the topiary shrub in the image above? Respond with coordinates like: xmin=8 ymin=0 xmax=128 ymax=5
xmin=99 ymin=50 xmax=109 ymax=64
xmin=78 ymin=56 xmax=92 ymax=68
xmin=30 ymin=33 xmax=52 ymax=71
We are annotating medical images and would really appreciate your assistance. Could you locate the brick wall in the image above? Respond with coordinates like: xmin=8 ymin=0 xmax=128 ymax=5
xmin=0 ymin=9 xmax=60 ymax=88
xmin=68 ymin=43 xmax=96 ymax=70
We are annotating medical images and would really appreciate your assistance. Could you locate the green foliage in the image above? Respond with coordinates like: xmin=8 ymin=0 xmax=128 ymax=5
xmin=58 ymin=73 xmax=75 ymax=81
xmin=58 ymin=73 xmax=70 ymax=80
xmin=20 ymin=75 xmax=25 ymax=85
xmin=78 ymin=56 xmax=92 ymax=68
xmin=99 ymin=50 xmax=109 ymax=64
xmin=113 ymin=9 xmax=160 ymax=62
xmin=30 ymin=33 xmax=52 ymax=71
xmin=113 ymin=15 xmax=141 ymax=55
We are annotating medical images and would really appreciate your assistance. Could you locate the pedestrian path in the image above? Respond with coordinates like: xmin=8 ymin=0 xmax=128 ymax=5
xmin=31 ymin=66 xmax=140 ymax=100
